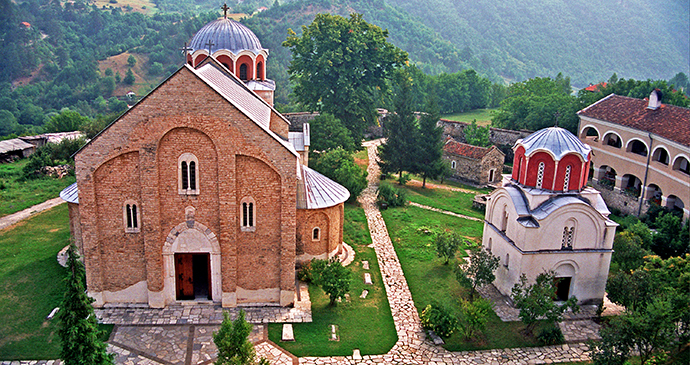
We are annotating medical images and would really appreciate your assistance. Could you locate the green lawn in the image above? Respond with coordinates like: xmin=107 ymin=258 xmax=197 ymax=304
xmin=380 ymin=180 xmax=486 ymax=221
xmin=268 ymin=204 xmax=397 ymax=356
xmin=380 ymin=205 xmax=549 ymax=351
xmin=0 ymin=159 xmax=75 ymax=218
xmin=0 ymin=204 xmax=112 ymax=359
xmin=441 ymin=108 xmax=496 ymax=127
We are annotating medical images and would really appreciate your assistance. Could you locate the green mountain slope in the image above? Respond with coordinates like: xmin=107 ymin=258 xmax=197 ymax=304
xmin=391 ymin=0 xmax=689 ymax=86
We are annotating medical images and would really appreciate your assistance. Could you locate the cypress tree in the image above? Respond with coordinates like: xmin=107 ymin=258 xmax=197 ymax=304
xmin=58 ymin=244 xmax=114 ymax=365
xmin=415 ymin=94 xmax=445 ymax=187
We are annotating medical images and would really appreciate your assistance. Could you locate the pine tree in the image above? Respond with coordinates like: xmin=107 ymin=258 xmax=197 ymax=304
xmin=58 ymin=244 xmax=114 ymax=365
xmin=378 ymin=70 xmax=419 ymax=181
xmin=415 ymin=94 xmax=445 ymax=187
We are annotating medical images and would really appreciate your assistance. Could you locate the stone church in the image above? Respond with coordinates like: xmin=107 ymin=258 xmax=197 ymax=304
xmin=482 ymin=127 xmax=617 ymax=305
xmin=60 ymin=16 xmax=349 ymax=309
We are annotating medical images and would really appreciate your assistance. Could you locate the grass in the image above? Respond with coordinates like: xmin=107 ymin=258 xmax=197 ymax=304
xmin=380 ymin=205 xmax=550 ymax=351
xmin=353 ymin=148 xmax=369 ymax=171
xmin=267 ymin=204 xmax=397 ymax=356
xmin=380 ymin=180 xmax=486 ymax=220
xmin=441 ymin=108 xmax=496 ymax=127
xmin=0 ymin=159 xmax=75 ymax=218
xmin=0 ymin=204 xmax=113 ymax=359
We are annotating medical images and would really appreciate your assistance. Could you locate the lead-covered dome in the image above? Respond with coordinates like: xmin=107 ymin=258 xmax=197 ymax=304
xmin=512 ymin=127 xmax=592 ymax=192
xmin=190 ymin=18 xmax=263 ymax=54
xmin=519 ymin=127 xmax=591 ymax=161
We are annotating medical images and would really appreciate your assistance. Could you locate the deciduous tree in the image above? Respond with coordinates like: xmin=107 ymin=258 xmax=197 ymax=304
xmin=311 ymin=148 xmax=367 ymax=202
xmin=435 ymin=232 xmax=462 ymax=265
xmin=311 ymin=258 xmax=352 ymax=306
xmin=283 ymin=13 xmax=408 ymax=140
xmin=214 ymin=310 xmax=268 ymax=365
xmin=308 ymin=113 xmax=357 ymax=152
xmin=455 ymin=248 xmax=500 ymax=299
xmin=463 ymin=120 xmax=490 ymax=147
xmin=511 ymin=272 xmax=579 ymax=335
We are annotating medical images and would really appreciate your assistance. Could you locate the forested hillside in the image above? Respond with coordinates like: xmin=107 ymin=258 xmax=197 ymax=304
xmin=392 ymin=0 xmax=689 ymax=86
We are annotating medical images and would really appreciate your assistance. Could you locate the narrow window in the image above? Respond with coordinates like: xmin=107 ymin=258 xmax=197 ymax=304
xmin=124 ymin=201 xmax=140 ymax=233
xmin=189 ymin=161 xmax=196 ymax=190
xmin=536 ymin=162 xmax=545 ymax=189
xmin=313 ymin=227 xmax=320 ymax=241
xmin=240 ymin=64 xmax=248 ymax=80
xmin=488 ymin=238 xmax=492 ymax=253
xmin=178 ymin=153 xmax=199 ymax=195
xmin=562 ymin=226 xmax=574 ymax=250
xmin=240 ymin=198 xmax=256 ymax=231
xmin=451 ymin=160 xmax=457 ymax=169
xmin=563 ymin=165 xmax=572 ymax=191
xmin=505 ymin=253 xmax=510 ymax=268
xmin=181 ymin=161 xmax=189 ymax=190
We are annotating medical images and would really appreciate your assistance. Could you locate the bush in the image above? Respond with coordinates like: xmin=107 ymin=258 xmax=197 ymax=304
xmin=459 ymin=298 xmax=492 ymax=340
xmin=397 ymin=172 xmax=411 ymax=185
xmin=537 ymin=325 xmax=564 ymax=345
xmin=376 ymin=183 xmax=407 ymax=209
xmin=309 ymin=258 xmax=350 ymax=306
xmin=420 ymin=302 xmax=458 ymax=338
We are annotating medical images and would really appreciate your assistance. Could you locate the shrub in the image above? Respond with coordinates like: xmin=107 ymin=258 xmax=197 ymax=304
xmin=397 ymin=172 xmax=411 ymax=185
xmin=309 ymin=258 xmax=350 ymax=306
xmin=435 ymin=231 xmax=462 ymax=264
xmin=420 ymin=303 xmax=458 ymax=338
xmin=376 ymin=183 xmax=407 ymax=209
xmin=459 ymin=298 xmax=492 ymax=340
xmin=537 ymin=325 xmax=564 ymax=345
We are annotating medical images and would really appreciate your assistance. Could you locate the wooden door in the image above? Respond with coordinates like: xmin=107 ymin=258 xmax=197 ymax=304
xmin=175 ymin=253 xmax=194 ymax=300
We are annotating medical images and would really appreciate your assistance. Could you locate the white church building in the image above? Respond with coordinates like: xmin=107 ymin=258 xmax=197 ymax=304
xmin=482 ymin=127 xmax=617 ymax=305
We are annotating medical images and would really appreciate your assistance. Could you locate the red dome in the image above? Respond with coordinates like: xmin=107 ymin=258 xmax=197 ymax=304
xmin=512 ymin=128 xmax=591 ymax=192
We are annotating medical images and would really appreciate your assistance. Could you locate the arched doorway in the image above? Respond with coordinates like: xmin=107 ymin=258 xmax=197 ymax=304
xmin=163 ymin=216 xmax=221 ymax=303
xmin=553 ymin=262 xmax=577 ymax=302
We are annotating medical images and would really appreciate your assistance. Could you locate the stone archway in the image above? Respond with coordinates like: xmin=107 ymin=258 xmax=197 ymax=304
xmin=162 ymin=210 xmax=221 ymax=304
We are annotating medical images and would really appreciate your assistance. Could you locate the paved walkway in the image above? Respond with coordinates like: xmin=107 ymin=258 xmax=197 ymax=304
xmin=408 ymin=202 xmax=483 ymax=222
xmin=0 ymin=197 xmax=65 ymax=230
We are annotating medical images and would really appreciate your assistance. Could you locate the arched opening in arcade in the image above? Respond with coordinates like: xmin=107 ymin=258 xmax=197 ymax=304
xmin=652 ymin=147 xmax=670 ymax=165
xmin=579 ymin=126 xmax=599 ymax=142
xmin=603 ymin=132 xmax=622 ymax=148
xmin=621 ymin=174 xmax=642 ymax=198
xmin=627 ymin=139 xmax=648 ymax=157
xmin=645 ymin=184 xmax=663 ymax=205
xmin=673 ymin=156 xmax=690 ymax=176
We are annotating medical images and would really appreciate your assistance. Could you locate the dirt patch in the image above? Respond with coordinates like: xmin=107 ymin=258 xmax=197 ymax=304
xmin=92 ymin=0 xmax=156 ymax=15
xmin=49 ymin=228 xmax=60 ymax=232
xmin=98 ymin=52 xmax=154 ymax=96
xmin=406 ymin=179 xmax=475 ymax=194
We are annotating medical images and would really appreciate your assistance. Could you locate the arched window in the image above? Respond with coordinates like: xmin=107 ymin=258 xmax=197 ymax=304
xmin=312 ymin=227 xmax=320 ymax=241
xmin=652 ymin=147 xmax=670 ymax=165
xmin=489 ymin=169 xmax=495 ymax=182
xmin=487 ymin=238 xmax=492 ymax=253
xmin=561 ymin=227 xmax=574 ymax=250
xmin=123 ymin=200 xmax=140 ymax=233
xmin=239 ymin=64 xmax=248 ymax=81
xmin=505 ymin=253 xmax=510 ymax=268
xmin=536 ymin=162 xmax=545 ymax=189
xmin=240 ymin=197 xmax=256 ymax=232
xmin=256 ymin=61 xmax=264 ymax=80
xmin=563 ymin=165 xmax=572 ymax=191
xmin=673 ymin=156 xmax=690 ymax=175
xmin=178 ymin=153 xmax=199 ymax=195
xmin=500 ymin=206 xmax=509 ymax=232
xmin=451 ymin=160 xmax=456 ymax=169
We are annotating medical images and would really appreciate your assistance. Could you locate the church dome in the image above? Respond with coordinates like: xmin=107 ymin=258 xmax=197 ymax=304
xmin=190 ymin=18 xmax=263 ymax=54
xmin=512 ymin=127 xmax=592 ymax=192
xmin=519 ymin=127 xmax=591 ymax=161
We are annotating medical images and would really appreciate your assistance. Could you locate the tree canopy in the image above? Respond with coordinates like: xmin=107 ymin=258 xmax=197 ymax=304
xmin=283 ymin=12 xmax=408 ymax=140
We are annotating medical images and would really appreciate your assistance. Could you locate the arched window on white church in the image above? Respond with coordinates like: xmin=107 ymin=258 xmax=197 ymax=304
xmin=561 ymin=223 xmax=575 ymax=250
xmin=536 ymin=162 xmax=545 ymax=189
xmin=563 ymin=165 xmax=572 ymax=191
xmin=123 ymin=200 xmax=140 ymax=233
xmin=240 ymin=197 xmax=256 ymax=232
xmin=178 ymin=153 xmax=199 ymax=195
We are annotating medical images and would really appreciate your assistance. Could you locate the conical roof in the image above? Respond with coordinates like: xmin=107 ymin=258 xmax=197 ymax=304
xmin=190 ymin=18 xmax=263 ymax=54
xmin=518 ymin=127 xmax=591 ymax=161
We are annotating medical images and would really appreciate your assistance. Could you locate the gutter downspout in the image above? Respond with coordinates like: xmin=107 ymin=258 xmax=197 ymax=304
xmin=638 ymin=133 xmax=653 ymax=216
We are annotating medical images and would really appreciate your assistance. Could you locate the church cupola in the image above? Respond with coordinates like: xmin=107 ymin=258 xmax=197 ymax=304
xmin=511 ymin=127 xmax=592 ymax=192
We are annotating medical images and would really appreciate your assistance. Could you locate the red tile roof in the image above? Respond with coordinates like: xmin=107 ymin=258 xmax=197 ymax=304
xmin=583 ymin=82 xmax=607 ymax=92
xmin=443 ymin=140 xmax=492 ymax=160
xmin=578 ymin=94 xmax=690 ymax=147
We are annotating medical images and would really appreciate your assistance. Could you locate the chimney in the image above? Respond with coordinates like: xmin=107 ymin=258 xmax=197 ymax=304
xmin=647 ymin=89 xmax=662 ymax=110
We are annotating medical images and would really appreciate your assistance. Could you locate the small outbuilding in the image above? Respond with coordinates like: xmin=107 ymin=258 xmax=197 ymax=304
xmin=443 ymin=139 xmax=505 ymax=186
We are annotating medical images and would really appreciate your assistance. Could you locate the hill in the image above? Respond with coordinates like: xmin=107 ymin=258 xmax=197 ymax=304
xmin=391 ymin=0 xmax=689 ymax=86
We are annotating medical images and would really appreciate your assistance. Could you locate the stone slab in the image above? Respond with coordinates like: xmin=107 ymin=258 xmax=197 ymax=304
xmin=281 ymin=323 xmax=294 ymax=341
xmin=364 ymin=273 xmax=372 ymax=285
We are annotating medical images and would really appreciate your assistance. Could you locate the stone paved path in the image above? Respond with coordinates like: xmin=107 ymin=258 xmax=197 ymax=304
xmin=0 ymin=197 xmax=65 ymax=230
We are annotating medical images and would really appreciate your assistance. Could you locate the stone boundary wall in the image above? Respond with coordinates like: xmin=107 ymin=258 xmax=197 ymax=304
xmin=593 ymin=181 xmax=650 ymax=217
xmin=284 ymin=112 xmax=319 ymax=132
xmin=437 ymin=119 xmax=532 ymax=146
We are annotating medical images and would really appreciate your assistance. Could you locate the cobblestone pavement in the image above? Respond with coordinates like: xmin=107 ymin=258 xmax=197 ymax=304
xmin=96 ymin=303 xmax=311 ymax=326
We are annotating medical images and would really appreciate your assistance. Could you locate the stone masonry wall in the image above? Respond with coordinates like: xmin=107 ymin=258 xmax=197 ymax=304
xmin=437 ymin=119 xmax=532 ymax=146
